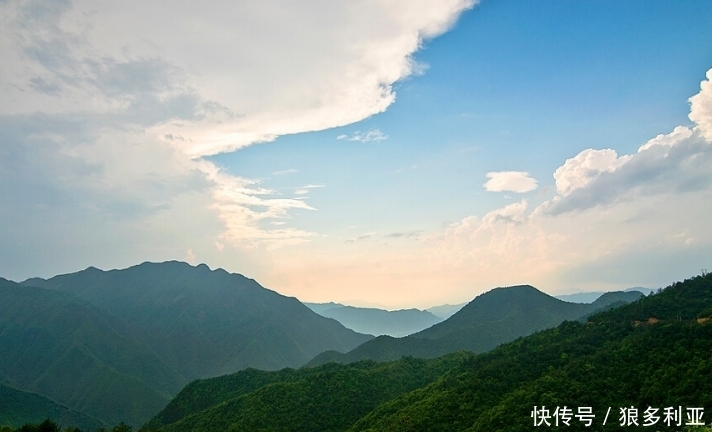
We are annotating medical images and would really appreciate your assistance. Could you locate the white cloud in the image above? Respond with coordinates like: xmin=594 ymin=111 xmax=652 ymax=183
xmin=553 ymin=149 xmax=630 ymax=196
xmin=272 ymin=168 xmax=299 ymax=176
xmin=484 ymin=171 xmax=538 ymax=193
xmin=689 ymin=69 xmax=712 ymax=142
xmin=637 ymin=125 xmax=693 ymax=152
xmin=337 ymin=129 xmax=389 ymax=143
xmin=0 ymin=0 xmax=476 ymax=279
xmin=543 ymin=129 xmax=711 ymax=216
xmin=294 ymin=184 xmax=325 ymax=196
xmin=0 ymin=0 xmax=475 ymax=156
xmin=438 ymin=67 xmax=712 ymax=291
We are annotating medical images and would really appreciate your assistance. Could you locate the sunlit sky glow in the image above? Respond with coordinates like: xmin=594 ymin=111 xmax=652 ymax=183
xmin=2 ymin=0 xmax=712 ymax=308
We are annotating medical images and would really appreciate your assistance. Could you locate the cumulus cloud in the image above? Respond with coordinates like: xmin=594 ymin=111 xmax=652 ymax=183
xmin=266 ymin=66 xmax=712 ymax=304
xmin=544 ymin=129 xmax=711 ymax=216
xmin=438 ymin=68 xmax=712 ymax=291
xmin=484 ymin=171 xmax=538 ymax=193
xmin=545 ymin=69 xmax=712 ymax=215
xmin=689 ymin=69 xmax=712 ymax=141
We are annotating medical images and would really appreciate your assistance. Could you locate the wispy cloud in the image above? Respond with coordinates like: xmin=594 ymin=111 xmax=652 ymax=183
xmin=295 ymin=184 xmax=324 ymax=196
xmin=272 ymin=168 xmax=298 ymax=176
xmin=345 ymin=230 xmax=421 ymax=243
xmin=337 ymin=129 xmax=389 ymax=143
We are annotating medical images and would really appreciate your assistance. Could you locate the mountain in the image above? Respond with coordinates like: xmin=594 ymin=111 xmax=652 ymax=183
xmin=303 ymin=302 xmax=345 ymax=314
xmin=349 ymin=274 xmax=712 ymax=431
xmin=424 ymin=303 xmax=466 ymax=319
xmin=5 ymin=261 xmax=371 ymax=427
xmin=0 ymin=277 xmax=184 ymax=427
xmin=307 ymin=286 xmax=643 ymax=366
xmin=0 ymin=383 xmax=104 ymax=430
xmin=305 ymin=303 xmax=443 ymax=337
xmin=555 ymin=287 xmax=655 ymax=303
xmin=23 ymin=261 xmax=372 ymax=380
xmin=141 ymin=353 xmax=468 ymax=432
xmin=140 ymin=273 xmax=712 ymax=432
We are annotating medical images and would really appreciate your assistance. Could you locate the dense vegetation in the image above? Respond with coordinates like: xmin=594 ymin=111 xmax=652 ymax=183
xmin=0 ymin=385 xmax=103 ymax=431
xmin=308 ymin=286 xmax=642 ymax=366
xmin=0 ymin=279 xmax=182 ymax=427
xmin=142 ymin=273 xmax=712 ymax=431
xmin=0 ymin=418 xmax=133 ymax=432
xmin=142 ymin=353 xmax=468 ymax=432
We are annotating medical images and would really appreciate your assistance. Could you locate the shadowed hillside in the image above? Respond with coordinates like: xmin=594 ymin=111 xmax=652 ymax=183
xmin=4 ymin=262 xmax=371 ymax=427
xmin=23 ymin=261 xmax=372 ymax=379
xmin=0 ymin=278 xmax=183 ymax=427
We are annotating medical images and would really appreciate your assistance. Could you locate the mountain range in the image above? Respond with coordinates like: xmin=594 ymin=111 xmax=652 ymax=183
xmin=304 ymin=303 xmax=443 ymax=337
xmin=307 ymin=286 xmax=643 ymax=366
xmin=140 ymin=273 xmax=712 ymax=432
xmin=1 ymin=262 xmax=371 ymax=427
xmin=555 ymin=287 xmax=656 ymax=304
xmin=0 ymin=261 xmax=655 ymax=430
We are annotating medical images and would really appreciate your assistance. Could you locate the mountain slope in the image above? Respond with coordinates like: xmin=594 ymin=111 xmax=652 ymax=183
xmin=555 ymin=287 xmax=655 ymax=303
xmin=424 ymin=303 xmax=466 ymax=319
xmin=0 ymin=383 xmax=104 ymax=430
xmin=141 ymin=273 xmax=712 ymax=432
xmin=349 ymin=274 xmax=712 ymax=431
xmin=23 ymin=261 xmax=372 ymax=379
xmin=307 ymin=286 xmax=642 ymax=366
xmin=142 ymin=353 xmax=468 ymax=432
xmin=0 ymin=278 xmax=184 ymax=427
xmin=305 ymin=304 xmax=443 ymax=337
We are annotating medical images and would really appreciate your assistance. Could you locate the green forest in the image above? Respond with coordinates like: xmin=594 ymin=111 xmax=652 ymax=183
xmin=3 ymin=273 xmax=711 ymax=431
xmin=150 ymin=273 xmax=712 ymax=431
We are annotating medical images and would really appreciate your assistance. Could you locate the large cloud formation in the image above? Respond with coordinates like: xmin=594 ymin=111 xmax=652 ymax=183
xmin=441 ymin=69 xmax=712 ymax=292
xmin=0 ymin=0 xmax=476 ymax=279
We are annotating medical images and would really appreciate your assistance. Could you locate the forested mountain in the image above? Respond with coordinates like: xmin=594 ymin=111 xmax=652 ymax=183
xmin=0 ymin=383 xmax=103 ymax=430
xmin=3 ymin=262 xmax=371 ymax=428
xmin=0 ymin=278 xmax=183 ymax=427
xmin=307 ymin=286 xmax=643 ymax=366
xmin=305 ymin=303 xmax=443 ymax=337
xmin=140 ymin=273 xmax=712 ymax=432
xmin=23 ymin=261 xmax=372 ymax=379
xmin=556 ymin=287 xmax=655 ymax=304
xmin=142 ymin=353 xmax=468 ymax=432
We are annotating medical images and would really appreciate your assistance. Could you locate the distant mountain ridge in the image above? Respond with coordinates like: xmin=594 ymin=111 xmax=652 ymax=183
xmin=424 ymin=303 xmax=466 ymax=319
xmin=307 ymin=285 xmax=643 ymax=366
xmin=23 ymin=261 xmax=372 ymax=379
xmin=305 ymin=303 xmax=443 ymax=337
xmin=555 ymin=287 xmax=655 ymax=303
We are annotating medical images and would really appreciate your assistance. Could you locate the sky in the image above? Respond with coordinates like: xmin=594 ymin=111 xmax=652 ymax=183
xmin=2 ymin=0 xmax=712 ymax=309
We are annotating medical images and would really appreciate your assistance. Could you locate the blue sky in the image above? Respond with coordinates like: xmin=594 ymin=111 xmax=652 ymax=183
xmin=2 ymin=0 xmax=712 ymax=308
